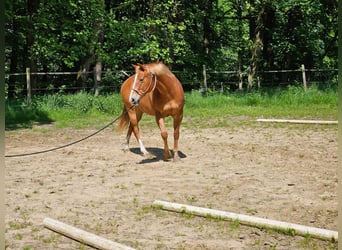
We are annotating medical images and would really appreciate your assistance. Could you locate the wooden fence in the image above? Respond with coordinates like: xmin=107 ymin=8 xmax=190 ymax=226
xmin=5 ymin=65 xmax=338 ymax=105
xmin=202 ymin=65 xmax=337 ymax=92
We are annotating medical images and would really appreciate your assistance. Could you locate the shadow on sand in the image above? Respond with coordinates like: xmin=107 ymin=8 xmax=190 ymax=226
xmin=129 ymin=147 xmax=187 ymax=164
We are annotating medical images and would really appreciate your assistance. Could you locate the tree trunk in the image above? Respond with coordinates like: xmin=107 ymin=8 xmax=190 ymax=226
xmin=248 ymin=31 xmax=262 ymax=90
xmin=93 ymin=1 xmax=104 ymax=96
xmin=238 ymin=55 xmax=243 ymax=90
xmin=203 ymin=0 xmax=213 ymax=56
xmin=78 ymin=55 xmax=93 ymax=91
xmin=236 ymin=2 xmax=243 ymax=90
xmin=248 ymin=1 xmax=265 ymax=90
xmin=8 ymin=19 xmax=19 ymax=98
xmin=26 ymin=0 xmax=39 ymax=95
xmin=94 ymin=62 xmax=102 ymax=96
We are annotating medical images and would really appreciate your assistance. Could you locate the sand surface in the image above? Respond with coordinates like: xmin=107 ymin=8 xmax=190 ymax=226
xmin=5 ymin=122 xmax=337 ymax=249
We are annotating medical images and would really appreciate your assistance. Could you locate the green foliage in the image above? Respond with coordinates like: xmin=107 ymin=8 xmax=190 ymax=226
xmin=32 ymin=0 xmax=106 ymax=69
xmin=5 ymin=0 xmax=337 ymax=75
xmin=5 ymin=107 xmax=47 ymax=129
xmin=5 ymin=93 xmax=123 ymax=129
xmin=34 ymin=92 xmax=122 ymax=115
xmin=5 ymin=102 xmax=53 ymax=129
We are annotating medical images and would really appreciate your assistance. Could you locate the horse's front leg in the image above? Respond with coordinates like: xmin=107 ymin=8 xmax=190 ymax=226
xmin=128 ymin=111 xmax=149 ymax=156
xmin=155 ymin=115 xmax=171 ymax=160
xmin=129 ymin=123 xmax=149 ymax=155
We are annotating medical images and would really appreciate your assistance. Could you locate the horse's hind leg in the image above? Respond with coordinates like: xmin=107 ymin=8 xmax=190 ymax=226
xmin=172 ymin=114 xmax=183 ymax=161
xmin=156 ymin=115 xmax=171 ymax=160
xmin=123 ymin=125 xmax=133 ymax=151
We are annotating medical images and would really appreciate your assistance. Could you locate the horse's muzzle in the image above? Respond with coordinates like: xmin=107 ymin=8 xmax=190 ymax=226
xmin=130 ymin=95 xmax=140 ymax=105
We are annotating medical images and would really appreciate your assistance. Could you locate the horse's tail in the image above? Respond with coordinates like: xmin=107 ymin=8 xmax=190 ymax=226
xmin=117 ymin=106 xmax=130 ymax=132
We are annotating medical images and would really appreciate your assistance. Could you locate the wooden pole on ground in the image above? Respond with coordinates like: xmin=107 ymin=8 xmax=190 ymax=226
xmin=43 ymin=218 xmax=135 ymax=250
xmin=152 ymin=200 xmax=338 ymax=241
xmin=256 ymin=118 xmax=338 ymax=125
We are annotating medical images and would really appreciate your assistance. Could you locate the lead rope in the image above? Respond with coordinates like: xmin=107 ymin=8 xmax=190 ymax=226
xmin=5 ymin=105 xmax=135 ymax=158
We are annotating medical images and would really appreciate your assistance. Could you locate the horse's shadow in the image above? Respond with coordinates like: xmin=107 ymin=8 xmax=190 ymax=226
xmin=129 ymin=147 xmax=187 ymax=164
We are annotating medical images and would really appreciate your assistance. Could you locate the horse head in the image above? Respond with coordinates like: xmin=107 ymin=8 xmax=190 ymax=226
xmin=129 ymin=64 xmax=157 ymax=105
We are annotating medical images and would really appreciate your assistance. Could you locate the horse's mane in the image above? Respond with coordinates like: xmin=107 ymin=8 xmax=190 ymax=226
xmin=146 ymin=62 xmax=172 ymax=76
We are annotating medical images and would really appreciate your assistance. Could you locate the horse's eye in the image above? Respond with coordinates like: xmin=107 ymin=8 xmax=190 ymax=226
xmin=139 ymin=78 xmax=144 ymax=83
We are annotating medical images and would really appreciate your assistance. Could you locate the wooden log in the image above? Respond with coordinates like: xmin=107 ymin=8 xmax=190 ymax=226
xmin=43 ymin=218 xmax=135 ymax=250
xmin=256 ymin=118 xmax=338 ymax=125
xmin=153 ymin=200 xmax=338 ymax=241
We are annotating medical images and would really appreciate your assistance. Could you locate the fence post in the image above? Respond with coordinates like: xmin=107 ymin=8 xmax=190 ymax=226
xmin=93 ymin=62 xmax=101 ymax=96
xmin=202 ymin=64 xmax=208 ymax=96
xmin=301 ymin=64 xmax=307 ymax=91
xmin=26 ymin=67 xmax=32 ymax=107
xmin=238 ymin=71 xmax=243 ymax=90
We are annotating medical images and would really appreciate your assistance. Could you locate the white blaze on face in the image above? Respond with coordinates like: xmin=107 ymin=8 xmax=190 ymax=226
xmin=129 ymin=73 xmax=139 ymax=104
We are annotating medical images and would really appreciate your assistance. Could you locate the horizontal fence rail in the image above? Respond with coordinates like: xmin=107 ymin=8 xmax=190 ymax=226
xmin=5 ymin=66 xmax=338 ymax=102
xmin=5 ymin=68 xmax=338 ymax=77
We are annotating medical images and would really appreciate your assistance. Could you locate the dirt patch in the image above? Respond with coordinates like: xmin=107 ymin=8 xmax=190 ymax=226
xmin=5 ymin=123 xmax=337 ymax=249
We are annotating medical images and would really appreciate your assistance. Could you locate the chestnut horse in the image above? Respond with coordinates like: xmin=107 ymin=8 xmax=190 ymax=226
xmin=117 ymin=62 xmax=184 ymax=161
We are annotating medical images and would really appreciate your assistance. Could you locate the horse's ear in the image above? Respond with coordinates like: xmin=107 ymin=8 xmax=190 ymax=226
xmin=137 ymin=63 xmax=145 ymax=72
xmin=132 ymin=63 xmax=145 ymax=72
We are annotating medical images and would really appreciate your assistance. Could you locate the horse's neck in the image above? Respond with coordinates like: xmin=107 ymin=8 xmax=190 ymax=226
xmin=154 ymin=74 xmax=183 ymax=98
xmin=155 ymin=74 xmax=173 ymax=91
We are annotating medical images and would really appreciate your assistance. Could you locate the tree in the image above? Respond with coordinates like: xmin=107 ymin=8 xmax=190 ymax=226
xmin=5 ymin=0 xmax=338 ymax=96
xmin=5 ymin=0 xmax=30 ymax=97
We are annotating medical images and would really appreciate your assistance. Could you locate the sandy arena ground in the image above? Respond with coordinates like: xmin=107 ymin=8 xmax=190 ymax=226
xmin=5 ymin=120 xmax=337 ymax=249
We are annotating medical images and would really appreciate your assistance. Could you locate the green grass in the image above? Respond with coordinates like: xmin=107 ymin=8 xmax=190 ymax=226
xmin=185 ymin=86 xmax=337 ymax=118
xmin=5 ymin=85 xmax=337 ymax=129
xmin=5 ymin=92 xmax=123 ymax=129
xmin=183 ymin=86 xmax=337 ymax=128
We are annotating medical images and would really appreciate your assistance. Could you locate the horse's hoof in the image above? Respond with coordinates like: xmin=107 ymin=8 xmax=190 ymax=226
xmin=143 ymin=152 xmax=155 ymax=159
xmin=163 ymin=150 xmax=172 ymax=160
xmin=173 ymin=156 xmax=180 ymax=162
xmin=163 ymin=156 xmax=172 ymax=161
